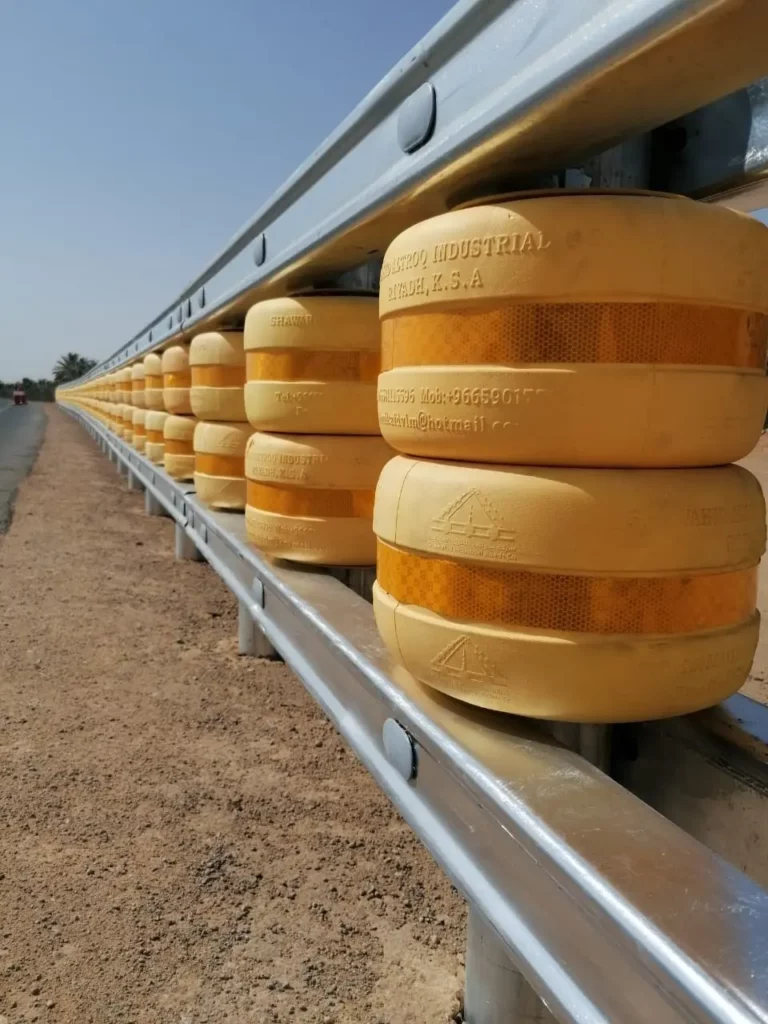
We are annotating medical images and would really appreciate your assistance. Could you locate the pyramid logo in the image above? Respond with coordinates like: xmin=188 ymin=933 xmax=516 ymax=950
xmin=431 ymin=489 xmax=515 ymax=543
xmin=431 ymin=636 xmax=500 ymax=680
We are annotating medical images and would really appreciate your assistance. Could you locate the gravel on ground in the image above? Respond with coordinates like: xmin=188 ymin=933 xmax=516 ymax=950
xmin=0 ymin=406 xmax=465 ymax=1024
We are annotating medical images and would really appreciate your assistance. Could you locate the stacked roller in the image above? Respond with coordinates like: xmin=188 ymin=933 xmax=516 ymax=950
xmin=104 ymin=373 xmax=117 ymax=433
xmin=143 ymin=353 xmax=164 ymax=410
xmin=129 ymin=362 xmax=145 ymax=451
xmin=145 ymin=410 xmax=169 ymax=464
xmin=188 ymin=332 xmax=250 ymax=509
xmin=243 ymin=296 xmax=392 ymax=564
xmin=161 ymin=343 xmax=195 ymax=480
xmin=373 ymin=194 xmax=768 ymax=722
xmin=120 ymin=403 xmax=133 ymax=444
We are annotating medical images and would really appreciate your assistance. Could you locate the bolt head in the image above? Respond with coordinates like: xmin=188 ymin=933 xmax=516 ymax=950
xmin=382 ymin=719 xmax=417 ymax=781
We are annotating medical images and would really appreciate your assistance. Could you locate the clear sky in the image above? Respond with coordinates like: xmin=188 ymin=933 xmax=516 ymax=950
xmin=0 ymin=0 xmax=456 ymax=381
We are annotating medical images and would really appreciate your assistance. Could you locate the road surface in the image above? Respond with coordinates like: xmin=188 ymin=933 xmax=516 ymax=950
xmin=0 ymin=400 xmax=46 ymax=532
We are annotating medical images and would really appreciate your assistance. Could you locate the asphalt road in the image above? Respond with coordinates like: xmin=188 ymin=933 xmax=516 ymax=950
xmin=0 ymin=401 xmax=46 ymax=532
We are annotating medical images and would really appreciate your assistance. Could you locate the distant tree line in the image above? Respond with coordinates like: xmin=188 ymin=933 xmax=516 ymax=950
xmin=0 ymin=352 xmax=97 ymax=402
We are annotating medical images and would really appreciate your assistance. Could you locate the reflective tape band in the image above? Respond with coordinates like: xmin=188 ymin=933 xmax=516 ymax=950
xmin=164 ymin=439 xmax=195 ymax=455
xmin=145 ymin=375 xmax=163 ymax=388
xmin=376 ymin=541 xmax=758 ymax=635
xmin=381 ymin=303 xmax=768 ymax=370
xmin=195 ymin=453 xmax=245 ymax=476
xmin=247 ymin=481 xmax=375 ymax=518
xmin=133 ymin=380 xmax=145 ymax=391
xmin=246 ymin=350 xmax=380 ymax=382
xmin=163 ymin=372 xmax=192 ymax=388
xmin=146 ymin=430 xmax=164 ymax=443
xmin=133 ymin=425 xmax=146 ymax=437
xmin=191 ymin=365 xmax=246 ymax=387
xmin=124 ymin=381 xmax=134 ymax=391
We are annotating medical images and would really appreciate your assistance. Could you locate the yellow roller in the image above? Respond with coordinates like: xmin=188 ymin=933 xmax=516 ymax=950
xmin=131 ymin=362 xmax=145 ymax=408
xmin=373 ymin=455 xmax=765 ymax=722
xmin=244 ymin=295 xmax=380 ymax=434
xmin=193 ymin=421 xmax=252 ymax=510
xmin=190 ymin=331 xmax=246 ymax=422
xmin=117 ymin=367 xmax=133 ymax=406
xmin=162 ymin=343 xmax=192 ymax=415
xmin=145 ymin=410 xmax=169 ymax=464
xmin=163 ymin=414 xmax=196 ymax=480
xmin=245 ymin=432 xmax=393 ymax=565
xmin=121 ymin=404 xmax=134 ymax=444
xmin=132 ymin=408 xmax=146 ymax=452
xmin=144 ymin=353 xmax=164 ymax=410
xmin=378 ymin=194 xmax=768 ymax=466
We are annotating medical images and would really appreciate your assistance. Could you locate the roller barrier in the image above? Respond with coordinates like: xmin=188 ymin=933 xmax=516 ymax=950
xmin=56 ymin=2 xmax=768 ymax=1020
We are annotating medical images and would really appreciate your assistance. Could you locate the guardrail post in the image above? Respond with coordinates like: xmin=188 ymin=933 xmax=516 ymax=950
xmin=126 ymin=469 xmax=141 ymax=492
xmin=144 ymin=490 xmax=164 ymax=517
xmin=464 ymin=909 xmax=554 ymax=1024
xmin=237 ymin=601 xmax=277 ymax=658
xmin=175 ymin=523 xmax=203 ymax=562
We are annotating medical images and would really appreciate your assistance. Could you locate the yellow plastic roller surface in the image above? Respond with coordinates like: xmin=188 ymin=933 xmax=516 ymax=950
xmin=132 ymin=408 xmax=146 ymax=452
xmin=378 ymin=194 xmax=768 ymax=466
xmin=131 ymin=362 xmax=146 ymax=408
xmin=190 ymin=332 xmax=246 ymax=422
xmin=145 ymin=410 xmax=169 ymax=464
xmin=121 ymin=404 xmax=134 ymax=444
xmin=245 ymin=432 xmax=393 ymax=565
xmin=163 ymin=414 xmax=196 ymax=481
xmin=373 ymin=455 xmax=766 ymax=722
xmin=162 ymin=343 xmax=193 ymax=415
xmin=244 ymin=295 xmax=380 ymax=434
xmin=117 ymin=367 xmax=133 ymax=406
xmin=193 ymin=421 xmax=252 ymax=510
xmin=144 ymin=353 xmax=164 ymax=410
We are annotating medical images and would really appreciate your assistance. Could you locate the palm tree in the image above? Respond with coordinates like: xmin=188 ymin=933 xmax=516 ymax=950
xmin=53 ymin=352 xmax=97 ymax=384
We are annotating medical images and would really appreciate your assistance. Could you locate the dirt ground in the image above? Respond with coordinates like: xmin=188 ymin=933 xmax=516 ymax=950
xmin=0 ymin=407 xmax=465 ymax=1024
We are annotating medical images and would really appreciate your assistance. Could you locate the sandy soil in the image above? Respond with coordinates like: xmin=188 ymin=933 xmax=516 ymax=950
xmin=0 ymin=407 xmax=465 ymax=1024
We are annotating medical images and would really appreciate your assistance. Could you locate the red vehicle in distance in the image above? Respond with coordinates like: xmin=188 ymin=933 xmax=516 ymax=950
xmin=12 ymin=384 xmax=27 ymax=406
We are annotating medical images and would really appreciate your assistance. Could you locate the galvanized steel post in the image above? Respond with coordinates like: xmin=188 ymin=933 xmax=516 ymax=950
xmin=464 ymin=909 xmax=554 ymax=1024
xmin=174 ymin=523 xmax=203 ymax=562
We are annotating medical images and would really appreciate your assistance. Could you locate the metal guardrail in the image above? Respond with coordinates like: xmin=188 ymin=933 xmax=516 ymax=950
xmin=62 ymin=405 xmax=768 ymax=1023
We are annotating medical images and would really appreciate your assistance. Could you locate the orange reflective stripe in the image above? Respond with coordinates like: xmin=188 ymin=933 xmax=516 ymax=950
xmin=381 ymin=303 xmax=768 ymax=371
xmin=163 ymin=372 xmax=191 ymax=388
xmin=376 ymin=541 xmax=758 ymax=635
xmin=164 ymin=439 xmax=194 ymax=455
xmin=247 ymin=481 xmax=374 ymax=518
xmin=133 ymin=425 xmax=146 ymax=436
xmin=132 ymin=380 xmax=145 ymax=390
xmin=146 ymin=430 xmax=164 ymax=443
xmin=145 ymin=375 xmax=163 ymax=388
xmin=191 ymin=365 xmax=245 ymax=387
xmin=195 ymin=453 xmax=244 ymax=476
xmin=246 ymin=350 xmax=380 ymax=382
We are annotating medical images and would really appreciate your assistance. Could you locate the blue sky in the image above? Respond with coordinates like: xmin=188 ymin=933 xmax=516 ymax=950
xmin=0 ymin=0 xmax=456 ymax=380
